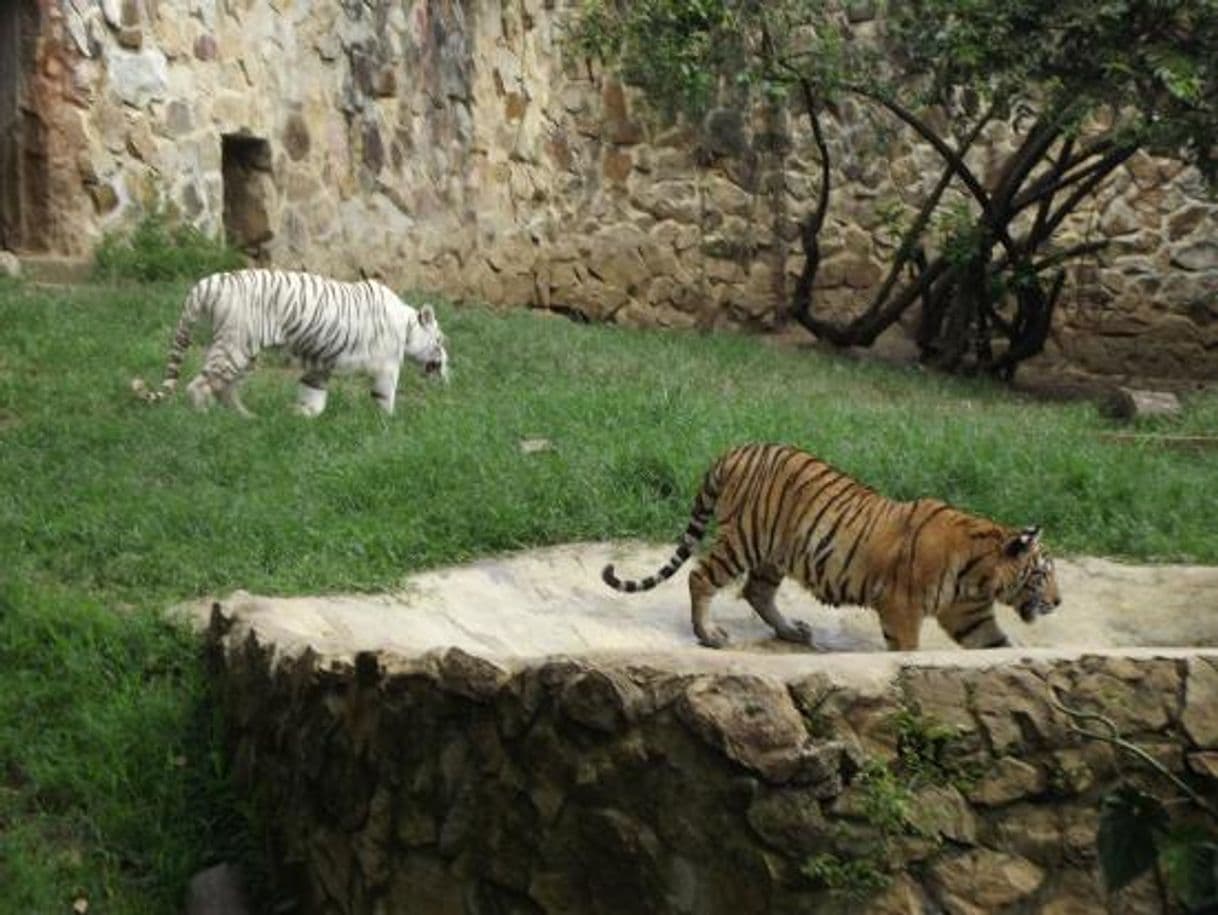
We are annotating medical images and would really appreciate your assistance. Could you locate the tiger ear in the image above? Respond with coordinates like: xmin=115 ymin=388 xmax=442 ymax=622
xmin=1004 ymin=525 xmax=1041 ymax=557
xmin=419 ymin=304 xmax=435 ymax=328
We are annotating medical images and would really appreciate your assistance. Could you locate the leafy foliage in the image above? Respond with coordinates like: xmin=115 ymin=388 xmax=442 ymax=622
xmin=1159 ymin=826 xmax=1218 ymax=912
xmin=570 ymin=0 xmax=1218 ymax=379
xmin=801 ymin=852 xmax=890 ymax=899
xmin=1098 ymin=786 xmax=1170 ymax=893
xmin=890 ymin=0 xmax=1218 ymax=183
xmin=573 ymin=0 xmax=745 ymax=117
xmin=1059 ymin=689 xmax=1218 ymax=912
xmin=892 ymin=706 xmax=979 ymax=790
xmin=94 ymin=208 xmax=244 ymax=283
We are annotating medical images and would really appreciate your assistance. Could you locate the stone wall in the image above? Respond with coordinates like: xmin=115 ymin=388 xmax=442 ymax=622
xmin=208 ymin=601 xmax=1218 ymax=914
xmin=10 ymin=0 xmax=1218 ymax=379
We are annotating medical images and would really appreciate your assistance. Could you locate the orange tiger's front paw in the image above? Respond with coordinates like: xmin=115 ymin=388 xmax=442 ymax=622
xmin=696 ymin=625 xmax=730 ymax=649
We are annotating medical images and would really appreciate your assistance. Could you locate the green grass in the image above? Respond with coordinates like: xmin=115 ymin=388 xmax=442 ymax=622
xmin=1 ymin=276 xmax=1216 ymax=911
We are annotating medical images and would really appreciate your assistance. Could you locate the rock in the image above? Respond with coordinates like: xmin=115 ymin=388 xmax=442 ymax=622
xmin=603 ymin=149 xmax=632 ymax=184
xmin=518 ymin=437 xmax=553 ymax=455
xmin=116 ymin=26 xmax=142 ymax=50
xmin=583 ymin=227 xmax=650 ymax=302
xmin=866 ymin=874 xmax=932 ymax=915
xmin=282 ymin=114 xmax=311 ymax=161
xmin=125 ymin=121 xmax=157 ymax=163
xmin=166 ymin=100 xmax=193 ymax=136
xmin=578 ymin=808 xmax=666 ymax=914
xmin=1172 ymin=238 xmax=1218 ymax=271
xmin=898 ymin=668 xmax=976 ymax=732
xmin=702 ymin=107 xmax=749 ymax=159
xmin=180 ymin=183 xmax=204 ymax=218
xmin=599 ymin=79 xmax=643 ymax=145
xmin=64 ymin=7 xmax=91 ymax=57
xmin=1038 ymin=870 xmax=1105 ymax=914
xmin=746 ymin=788 xmax=832 ymax=854
xmin=677 ymin=675 xmax=812 ymax=783
xmin=631 ymin=180 xmax=701 ymax=223
xmin=108 ymin=47 xmax=169 ymax=108
xmin=1183 ymin=658 xmax=1218 ymax=748
xmin=1167 ymin=203 xmax=1211 ymax=240
xmin=704 ymin=175 xmax=754 ymax=218
xmin=1188 ymin=751 xmax=1218 ymax=779
xmin=908 ymin=785 xmax=976 ymax=844
xmin=0 ymin=251 xmax=20 ymax=278
xmin=846 ymin=0 xmax=877 ymax=23
xmin=88 ymin=182 xmax=120 ymax=214
xmin=386 ymin=854 xmax=463 ymax=915
xmin=315 ymin=32 xmax=340 ymax=61
xmin=100 ymin=0 xmax=122 ymax=29
xmin=991 ymin=804 xmax=1062 ymax=865
xmin=928 ymin=849 xmax=1044 ymax=914
xmin=968 ymin=756 xmax=1046 ymax=807
xmin=361 ymin=124 xmax=385 ymax=175
xmin=1099 ymin=387 xmax=1182 ymax=422
xmin=194 ymin=34 xmax=218 ymax=61
xmin=1100 ymin=198 xmax=1141 ymax=236
xmin=558 ymin=668 xmax=643 ymax=733
xmin=184 ymin=863 xmax=251 ymax=915
xmin=969 ymin=668 xmax=1062 ymax=754
xmin=436 ymin=648 xmax=508 ymax=701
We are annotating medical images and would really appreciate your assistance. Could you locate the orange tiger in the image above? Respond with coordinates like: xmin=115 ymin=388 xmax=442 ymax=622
xmin=602 ymin=442 xmax=1060 ymax=651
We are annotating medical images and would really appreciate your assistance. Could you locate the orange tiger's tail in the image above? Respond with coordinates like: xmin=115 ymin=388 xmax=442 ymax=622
xmin=602 ymin=465 xmax=720 ymax=593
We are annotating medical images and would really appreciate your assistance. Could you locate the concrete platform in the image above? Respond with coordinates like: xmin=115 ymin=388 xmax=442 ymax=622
xmin=188 ymin=542 xmax=1218 ymax=684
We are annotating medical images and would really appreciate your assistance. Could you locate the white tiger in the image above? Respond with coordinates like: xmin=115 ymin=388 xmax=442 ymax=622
xmin=131 ymin=269 xmax=450 ymax=417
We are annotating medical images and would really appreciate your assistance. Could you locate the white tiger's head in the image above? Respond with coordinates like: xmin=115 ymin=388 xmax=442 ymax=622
xmin=413 ymin=304 xmax=450 ymax=383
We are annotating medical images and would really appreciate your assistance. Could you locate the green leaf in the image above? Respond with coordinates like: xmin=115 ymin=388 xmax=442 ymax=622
xmin=1158 ymin=828 xmax=1218 ymax=912
xmin=1097 ymin=786 xmax=1169 ymax=893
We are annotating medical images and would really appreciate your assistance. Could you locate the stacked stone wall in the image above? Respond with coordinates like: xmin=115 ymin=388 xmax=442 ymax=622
xmin=210 ymin=604 xmax=1218 ymax=914
xmin=14 ymin=0 xmax=1218 ymax=379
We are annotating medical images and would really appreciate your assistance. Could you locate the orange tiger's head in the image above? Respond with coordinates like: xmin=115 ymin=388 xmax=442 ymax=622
xmin=995 ymin=525 xmax=1061 ymax=623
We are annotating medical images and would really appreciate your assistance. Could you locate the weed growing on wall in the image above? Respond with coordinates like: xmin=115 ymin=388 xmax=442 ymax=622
xmin=801 ymin=852 xmax=891 ymax=900
xmin=94 ymin=209 xmax=243 ymax=283
xmin=893 ymin=706 xmax=981 ymax=791
xmin=801 ymin=706 xmax=977 ymax=900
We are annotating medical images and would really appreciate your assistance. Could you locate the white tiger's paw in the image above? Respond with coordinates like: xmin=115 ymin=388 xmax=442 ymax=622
xmin=696 ymin=625 xmax=730 ymax=649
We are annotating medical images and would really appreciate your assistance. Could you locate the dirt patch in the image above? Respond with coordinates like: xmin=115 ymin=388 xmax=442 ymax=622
xmin=185 ymin=542 xmax=1218 ymax=681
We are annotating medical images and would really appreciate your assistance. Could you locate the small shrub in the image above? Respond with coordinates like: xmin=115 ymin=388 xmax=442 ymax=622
xmin=893 ymin=706 xmax=980 ymax=790
xmin=94 ymin=209 xmax=243 ymax=283
xmin=855 ymin=758 xmax=916 ymax=837
xmin=801 ymin=852 xmax=890 ymax=899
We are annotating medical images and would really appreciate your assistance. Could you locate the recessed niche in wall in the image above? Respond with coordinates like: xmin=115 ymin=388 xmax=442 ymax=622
xmin=0 ymin=0 xmax=49 ymax=252
xmin=221 ymin=133 xmax=274 ymax=258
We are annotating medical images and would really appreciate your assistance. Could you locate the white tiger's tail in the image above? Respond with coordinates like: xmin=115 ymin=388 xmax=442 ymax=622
xmin=131 ymin=280 xmax=211 ymax=403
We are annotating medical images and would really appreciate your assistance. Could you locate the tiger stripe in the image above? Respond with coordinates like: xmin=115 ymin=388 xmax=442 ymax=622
xmin=602 ymin=442 xmax=1061 ymax=651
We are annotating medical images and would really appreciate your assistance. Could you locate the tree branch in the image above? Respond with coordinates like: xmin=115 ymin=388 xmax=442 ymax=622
xmin=1049 ymin=686 xmax=1218 ymax=822
xmin=792 ymin=104 xmax=993 ymax=345
xmin=846 ymin=84 xmax=1019 ymax=256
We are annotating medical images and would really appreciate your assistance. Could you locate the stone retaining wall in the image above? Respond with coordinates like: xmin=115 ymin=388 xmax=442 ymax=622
xmin=208 ymin=603 xmax=1218 ymax=914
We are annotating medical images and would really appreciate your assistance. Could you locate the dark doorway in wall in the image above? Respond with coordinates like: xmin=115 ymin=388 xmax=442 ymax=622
xmin=221 ymin=133 xmax=274 ymax=259
xmin=0 ymin=0 xmax=49 ymax=252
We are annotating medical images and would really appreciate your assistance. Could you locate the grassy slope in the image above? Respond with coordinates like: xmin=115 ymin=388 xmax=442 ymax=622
xmin=0 ymin=277 xmax=1215 ymax=911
